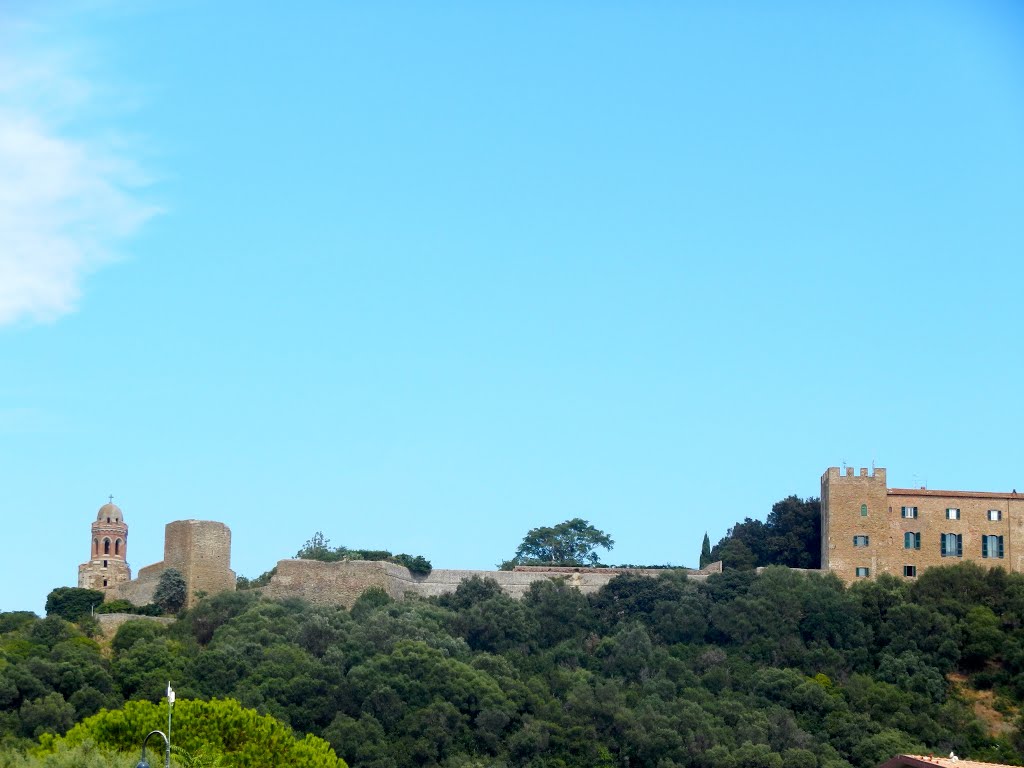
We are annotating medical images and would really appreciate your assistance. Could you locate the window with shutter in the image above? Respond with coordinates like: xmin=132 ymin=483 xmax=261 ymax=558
xmin=941 ymin=533 xmax=962 ymax=558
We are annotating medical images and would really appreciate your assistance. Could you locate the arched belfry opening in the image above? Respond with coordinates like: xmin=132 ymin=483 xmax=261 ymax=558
xmin=103 ymin=538 xmax=110 ymax=555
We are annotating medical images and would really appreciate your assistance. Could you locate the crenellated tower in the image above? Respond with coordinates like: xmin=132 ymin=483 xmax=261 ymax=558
xmin=821 ymin=466 xmax=888 ymax=580
xmin=78 ymin=499 xmax=132 ymax=591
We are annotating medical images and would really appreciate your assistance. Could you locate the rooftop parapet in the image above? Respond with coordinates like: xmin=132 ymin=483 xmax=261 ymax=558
xmin=822 ymin=466 xmax=886 ymax=484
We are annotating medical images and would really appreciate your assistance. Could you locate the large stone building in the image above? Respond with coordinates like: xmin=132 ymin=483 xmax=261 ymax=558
xmin=77 ymin=501 xmax=235 ymax=608
xmin=822 ymin=466 xmax=1024 ymax=581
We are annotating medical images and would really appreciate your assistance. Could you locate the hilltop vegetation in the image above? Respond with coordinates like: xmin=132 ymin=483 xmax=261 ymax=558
xmin=294 ymin=531 xmax=433 ymax=576
xmin=500 ymin=518 xmax=615 ymax=569
xmin=4 ymin=560 xmax=1024 ymax=767
xmin=708 ymin=495 xmax=822 ymax=570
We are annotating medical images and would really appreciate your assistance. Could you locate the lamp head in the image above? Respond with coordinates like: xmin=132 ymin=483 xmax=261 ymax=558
xmin=136 ymin=759 xmax=150 ymax=768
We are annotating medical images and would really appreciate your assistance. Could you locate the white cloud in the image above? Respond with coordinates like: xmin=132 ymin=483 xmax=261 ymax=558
xmin=0 ymin=41 xmax=159 ymax=327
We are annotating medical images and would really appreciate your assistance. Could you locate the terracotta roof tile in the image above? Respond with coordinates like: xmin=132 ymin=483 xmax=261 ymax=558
xmin=878 ymin=755 xmax=1022 ymax=768
xmin=888 ymin=488 xmax=1021 ymax=501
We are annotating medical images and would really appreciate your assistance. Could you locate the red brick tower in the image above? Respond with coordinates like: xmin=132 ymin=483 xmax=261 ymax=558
xmin=78 ymin=499 xmax=132 ymax=591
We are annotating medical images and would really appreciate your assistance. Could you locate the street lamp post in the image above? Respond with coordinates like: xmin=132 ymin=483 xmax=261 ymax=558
xmin=136 ymin=729 xmax=170 ymax=768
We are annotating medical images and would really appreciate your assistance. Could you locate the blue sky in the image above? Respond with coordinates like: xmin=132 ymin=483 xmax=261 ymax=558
xmin=2 ymin=1 xmax=1023 ymax=614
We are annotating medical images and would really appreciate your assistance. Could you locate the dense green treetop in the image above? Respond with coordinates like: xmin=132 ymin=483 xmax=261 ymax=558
xmin=709 ymin=495 xmax=821 ymax=570
xmin=41 ymin=698 xmax=346 ymax=768
xmin=153 ymin=569 xmax=188 ymax=615
xmin=700 ymin=532 xmax=712 ymax=569
xmin=504 ymin=518 xmax=614 ymax=567
xmin=44 ymin=588 xmax=105 ymax=623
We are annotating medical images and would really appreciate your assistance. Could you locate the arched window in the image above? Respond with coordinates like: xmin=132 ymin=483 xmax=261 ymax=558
xmin=107 ymin=517 xmax=111 ymax=523
xmin=103 ymin=538 xmax=110 ymax=555
xmin=94 ymin=538 xmax=99 ymax=555
xmin=115 ymin=539 xmax=121 ymax=555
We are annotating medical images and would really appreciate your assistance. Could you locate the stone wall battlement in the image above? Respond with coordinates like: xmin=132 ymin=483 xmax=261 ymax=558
xmin=822 ymin=467 xmax=886 ymax=482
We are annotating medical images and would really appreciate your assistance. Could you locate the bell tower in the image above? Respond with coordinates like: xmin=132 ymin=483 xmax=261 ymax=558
xmin=78 ymin=498 xmax=132 ymax=591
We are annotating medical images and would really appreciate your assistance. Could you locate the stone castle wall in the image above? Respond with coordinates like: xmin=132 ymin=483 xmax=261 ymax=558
xmin=113 ymin=563 xmax=164 ymax=606
xmin=262 ymin=559 xmax=721 ymax=609
xmin=95 ymin=612 xmax=175 ymax=639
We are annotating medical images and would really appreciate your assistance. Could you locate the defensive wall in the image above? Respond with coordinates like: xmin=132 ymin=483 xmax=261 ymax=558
xmin=261 ymin=559 xmax=723 ymax=609
xmin=80 ymin=502 xmax=718 ymax=612
xmin=95 ymin=612 xmax=175 ymax=639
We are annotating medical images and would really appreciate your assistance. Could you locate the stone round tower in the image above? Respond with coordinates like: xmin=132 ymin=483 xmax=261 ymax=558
xmin=78 ymin=499 xmax=132 ymax=591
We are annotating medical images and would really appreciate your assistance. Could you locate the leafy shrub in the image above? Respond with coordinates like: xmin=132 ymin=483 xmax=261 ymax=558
xmin=235 ymin=568 xmax=276 ymax=590
xmin=295 ymin=532 xmax=431 ymax=574
xmin=44 ymin=589 xmax=105 ymax=623
xmin=39 ymin=698 xmax=347 ymax=768
xmin=392 ymin=554 xmax=432 ymax=576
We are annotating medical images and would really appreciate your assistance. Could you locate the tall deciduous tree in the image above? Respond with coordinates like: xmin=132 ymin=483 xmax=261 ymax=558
xmin=507 ymin=518 xmax=614 ymax=566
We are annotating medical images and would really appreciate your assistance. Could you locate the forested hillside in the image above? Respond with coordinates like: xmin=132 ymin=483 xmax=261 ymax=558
xmin=3 ymin=562 xmax=1024 ymax=767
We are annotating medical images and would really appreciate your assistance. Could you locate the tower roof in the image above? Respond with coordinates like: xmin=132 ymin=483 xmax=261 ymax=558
xmin=96 ymin=502 xmax=125 ymax=523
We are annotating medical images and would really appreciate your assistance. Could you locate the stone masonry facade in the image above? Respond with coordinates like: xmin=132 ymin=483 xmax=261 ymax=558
xmin=822 ymin=466 xmax=1024 ymax=582
xmin=78 ymin=502 xmax=132 ymax=591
